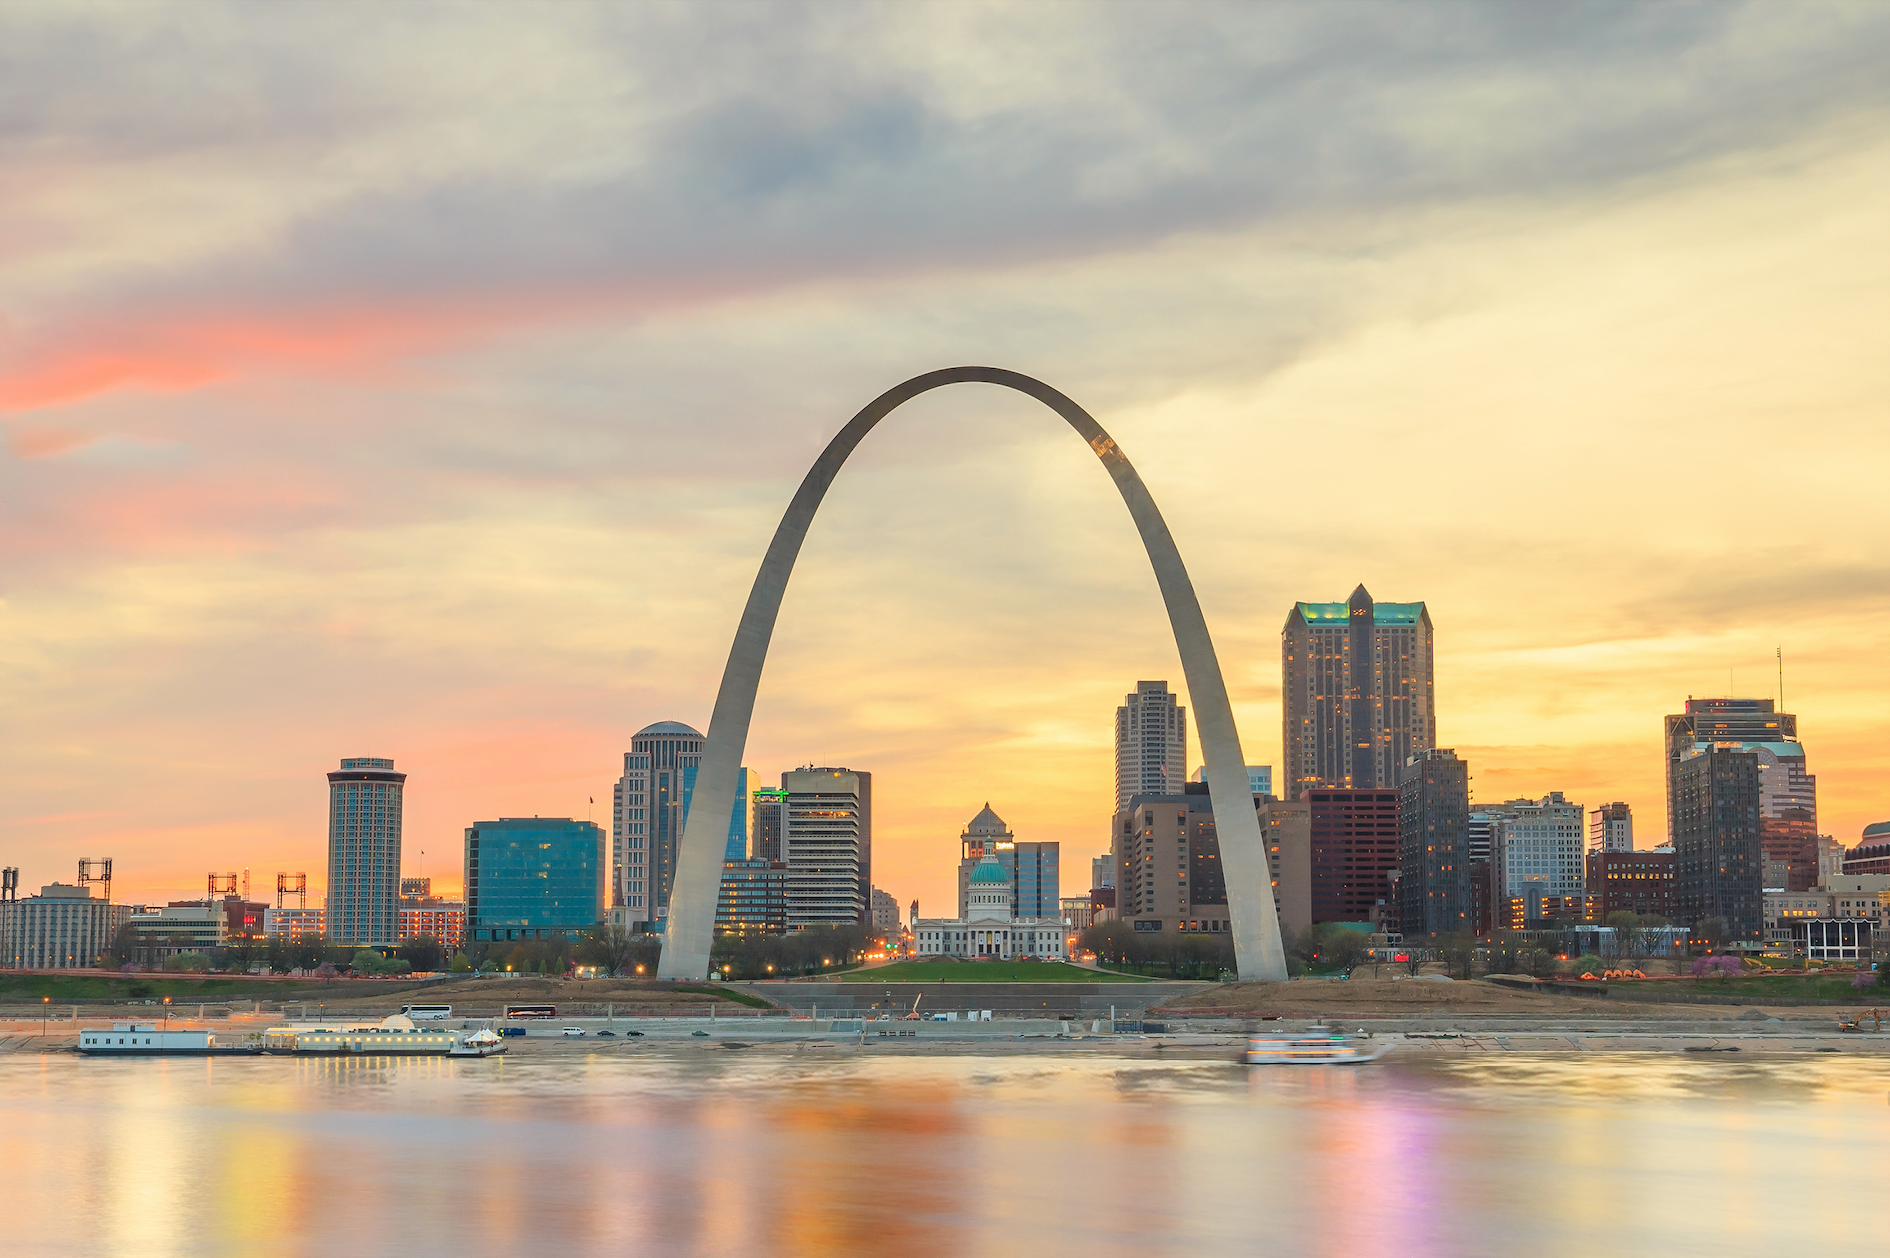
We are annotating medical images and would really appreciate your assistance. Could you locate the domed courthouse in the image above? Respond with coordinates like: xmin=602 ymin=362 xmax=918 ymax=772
xmin=913 ymin=846 xmax=1068 ymax=961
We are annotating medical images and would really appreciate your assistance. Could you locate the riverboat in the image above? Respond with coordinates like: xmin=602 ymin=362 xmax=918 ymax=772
xmin=79 ymin=1015 xmax=506 ymax=1058
xmin=1242 ymin=1029 xmax=1390 ymax=1066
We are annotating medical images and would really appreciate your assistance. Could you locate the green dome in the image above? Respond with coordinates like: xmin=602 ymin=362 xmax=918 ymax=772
xmin=969 ymin=855 xmax=1009 ymax=884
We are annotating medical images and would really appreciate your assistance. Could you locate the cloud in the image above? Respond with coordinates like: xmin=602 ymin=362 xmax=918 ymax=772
xmin=4 ymin=3 xmax=1889 ymax=410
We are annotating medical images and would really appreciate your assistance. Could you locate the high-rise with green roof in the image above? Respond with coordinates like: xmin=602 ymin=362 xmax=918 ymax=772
xmin=1282 ymin=585 xmax=1435 ymax=795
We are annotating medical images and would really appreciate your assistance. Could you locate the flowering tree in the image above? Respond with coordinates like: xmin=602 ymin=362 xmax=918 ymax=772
xmin=1691 ymin=954 xmax=1742 ymax=977
xmin=1853 ymin=969 xmax=1877 ymax=990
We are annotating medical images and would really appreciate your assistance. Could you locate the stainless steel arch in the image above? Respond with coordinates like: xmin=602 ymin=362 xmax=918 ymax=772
xmin=656 ymin=367 xmax=1288 ymax=982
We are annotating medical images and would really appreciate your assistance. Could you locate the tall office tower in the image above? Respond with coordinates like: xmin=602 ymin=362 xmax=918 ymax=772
xmin=326 ymin=756 xmax=405 ymax=946
xmin=1305 ymin=789 xmax=1401 ymax=927
xmin=753 ymin=788 xmax=787 ymax=861
xmin=1672 ymin=746 xmax=1762 ymax=942
xmin=1282 ymin=585 xmax=1434 ymax=794
xmin=1397 ymin=748 xmax=1470 ymax=938
xmin=1116 ymin=681 xmax=1187 ymax=811
xmin=1665 ymin=699 xmax=1815 ymax=889
xmin=1013 ymin=842 xmax=1060 ymax=920
xmin=1487 ymin=793 xmax=1586 ymax=921
xmin=464 ymin=818 xmax=607 ymax=944
xmin=1111 ymin=782 xmax=1232 ymax=935
xmin=782 ymin=767 xmax=871 ymax=928
xmin=612 ymin=721 xmax=701 ymax=923
xmin=1588 ymin=802 xmax=1634 ymax=853
xmin=1091 ymin=854 xmax=1115 ymax=890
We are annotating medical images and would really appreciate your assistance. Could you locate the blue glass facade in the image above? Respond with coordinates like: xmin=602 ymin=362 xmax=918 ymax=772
xmin=464 ymin=818 xmax=607 ymax=942
xmin=1013 ymin=841 xmax=1060 ymax=919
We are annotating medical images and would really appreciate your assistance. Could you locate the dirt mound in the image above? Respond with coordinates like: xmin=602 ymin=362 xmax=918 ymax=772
xmin=1155 ymin=977 xmax=1592 ymax=1015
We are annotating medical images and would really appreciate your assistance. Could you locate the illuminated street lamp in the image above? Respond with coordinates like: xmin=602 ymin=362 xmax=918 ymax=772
xmin=163 ymin=996 xmax=171 ymax=1029
xmin=42 ymin=996 xmax=50 ymax=1038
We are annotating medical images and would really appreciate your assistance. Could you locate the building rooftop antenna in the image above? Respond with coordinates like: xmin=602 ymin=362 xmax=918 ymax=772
xmin=1777 ymin=646 xmax=1784 ymax=711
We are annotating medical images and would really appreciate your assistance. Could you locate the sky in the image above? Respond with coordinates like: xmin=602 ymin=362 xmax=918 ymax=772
xmin=2 ymin=1 xmax=1888 ymax=918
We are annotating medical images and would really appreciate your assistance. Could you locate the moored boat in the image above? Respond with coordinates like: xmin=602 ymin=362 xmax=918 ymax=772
xmin=1243 ymin=1029 xmax=1390 ymax=1065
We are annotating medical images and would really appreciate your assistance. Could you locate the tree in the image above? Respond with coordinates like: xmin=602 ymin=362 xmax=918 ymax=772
xmin=291 ymin=934 xmax=327 ymax=974
xmin=397 ymin=934 xmax=445 ymax=973
xmin=167 ymin=951 xmax=211 ymax=973
xmin=1605 ymin=911 xmax=1646 ymax=962
xmin=582 ymin=925 xmax=639 ymax=977
xmin=1699 ymin=916 xmax=1730 ymax=956
xmin=1437 ymin=933 xmax=1478 ymax=980
xmin=449 ymin=952 xmax=473 ymax=973
xmin=105 ymin=923 xmax=140 ymax=968
xmin=351 ymin=948 xmax=412 ymax=977
xmin=224 ymin=934 xmax=265 ymax=975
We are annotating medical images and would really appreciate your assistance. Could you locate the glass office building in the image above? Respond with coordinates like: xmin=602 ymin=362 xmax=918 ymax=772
xmin=464 ymin=817 xmax=607 ymax=942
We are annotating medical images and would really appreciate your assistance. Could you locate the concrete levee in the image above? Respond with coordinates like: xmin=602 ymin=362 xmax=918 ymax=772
xmin=733 ymin=981 xmax=1213 ymax=1020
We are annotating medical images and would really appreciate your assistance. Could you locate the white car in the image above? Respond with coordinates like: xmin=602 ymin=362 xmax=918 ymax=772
xmin=561 ymin=1026 xmax=585 ymax=1037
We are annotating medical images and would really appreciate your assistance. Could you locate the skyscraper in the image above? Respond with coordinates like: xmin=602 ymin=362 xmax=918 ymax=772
xmin=1397 ymin=748 xmax=1470 ymax=938
xmin=1487 ymin=793 xmax=1587 ymax=922
xmin=752 ymin=787 xmax=787 ymax=862
xmin=782 ymin=767 xmax=871 ymax=929
xmin=1305 ymin=788 xmax=1401 ymax=926
xmin=1116 ymin=681 xmax=1187 ymax=811
xmin=611 ymin=721 xmax=756 ymax=928
xmin=1672 ymin=746 xmax=1763 ymax=942
xmin=1589 ymin=801 xmax=1634 ymax=853
xmin=1665 ymin=698 xmax=1815 ymax=889
xmin=1282 ymin=585 xmax=1434 ymax=794
xmin=612 ymin=721 xmax=701 ymax=924
xmin=326 ymin=756 xmax=405 ymax=946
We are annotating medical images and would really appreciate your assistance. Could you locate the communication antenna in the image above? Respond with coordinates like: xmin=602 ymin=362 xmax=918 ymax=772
xmin=1777 ymin=647 xmax=1784 ymax=711
xmin=1 ymin=867 xmax=18 ymax=903
xmin=276 ymin=872 xmax=307 ymax=909
xmin=77 ymin=857 xmax=113 ymax=903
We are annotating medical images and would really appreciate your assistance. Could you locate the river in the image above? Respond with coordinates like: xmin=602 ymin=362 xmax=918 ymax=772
xmin=2 ymin=1048 xmax=1879 ymax=1256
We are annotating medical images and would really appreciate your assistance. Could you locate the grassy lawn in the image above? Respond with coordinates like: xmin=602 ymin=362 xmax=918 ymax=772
xmin=673 ymin=983 xmax=774 ymax=1007
xmin=839 ymin=961 xmax=1149 ymax=983
xmin=1693 ymin=974 xmax=1883 ymax=1003
xmin=0 ymin=973 xmax=430 ymax=1003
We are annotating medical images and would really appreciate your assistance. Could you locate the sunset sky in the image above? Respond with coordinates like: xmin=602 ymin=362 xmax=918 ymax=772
xmin=3 ymin=3 xmax=1888 ymax=919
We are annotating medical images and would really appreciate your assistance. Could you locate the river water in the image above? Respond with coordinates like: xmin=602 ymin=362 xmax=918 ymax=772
xmin=2 ymin=1048 xmax=1880 ymax=1257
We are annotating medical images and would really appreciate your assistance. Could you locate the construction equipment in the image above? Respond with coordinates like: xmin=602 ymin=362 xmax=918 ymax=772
xmin=277 ymin=872 xmax=308 ymax=909
xmin=902 ymin=994 xmax=924 ymax=1020
xmin=77 ymin=857 xmax=112 ymax=902
xmin=1838 ymin=1009 xmax=1885 ymax=1032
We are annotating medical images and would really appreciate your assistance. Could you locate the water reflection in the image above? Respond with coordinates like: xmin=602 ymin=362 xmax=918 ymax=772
xmin=2 ymin=1051 xmax=1880 ymax=1258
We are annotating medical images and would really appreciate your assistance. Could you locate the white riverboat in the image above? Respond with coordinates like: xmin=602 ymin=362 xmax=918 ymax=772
xmin=1243 ymin=1029 xmax=1390 ymax=1066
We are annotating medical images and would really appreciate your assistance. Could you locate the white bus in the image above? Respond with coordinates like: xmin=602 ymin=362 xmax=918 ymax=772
xmin=400 ymin=1004 xmax=454 ymax=1021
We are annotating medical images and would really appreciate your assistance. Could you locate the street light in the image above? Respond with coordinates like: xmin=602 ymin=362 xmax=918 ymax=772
xmin=42 ymin=996 xmax=50 ymax=1038
xmin=163 ymin=996 xmax=171 ymax=1029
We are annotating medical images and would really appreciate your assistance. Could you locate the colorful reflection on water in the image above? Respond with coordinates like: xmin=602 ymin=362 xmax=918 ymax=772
xmin=1 ymin=1050 xmax=1880 ymax=1257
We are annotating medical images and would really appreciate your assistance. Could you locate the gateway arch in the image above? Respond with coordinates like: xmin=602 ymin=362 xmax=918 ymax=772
xmin=657 ymin=366 xmax=1288 ymax=982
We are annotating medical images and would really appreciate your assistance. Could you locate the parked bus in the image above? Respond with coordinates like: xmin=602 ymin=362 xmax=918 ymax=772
xmin=400 ymin=1004 xmax=453 ymax=1021
xmin=504 ymin=1004 xmax=557 ymax=1020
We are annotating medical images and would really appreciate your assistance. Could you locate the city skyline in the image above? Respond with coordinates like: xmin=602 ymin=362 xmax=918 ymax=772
xmin=5 ymin=6 xmax=1889 ymax=925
